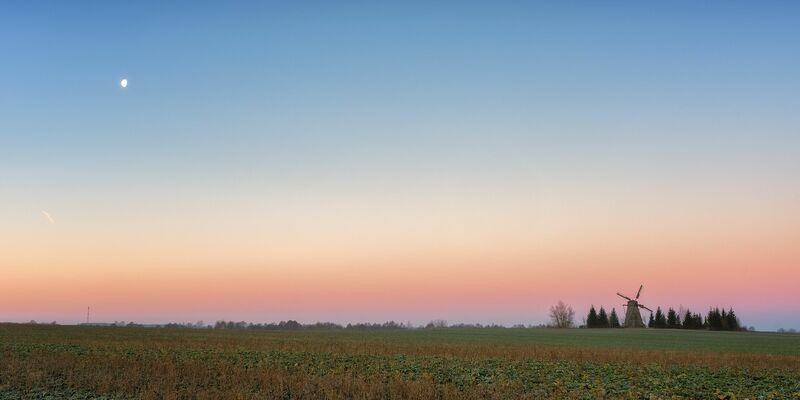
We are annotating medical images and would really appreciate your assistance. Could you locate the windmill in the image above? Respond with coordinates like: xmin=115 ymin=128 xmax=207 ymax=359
xmin=617 ymin=285 xmax=653 ymax=328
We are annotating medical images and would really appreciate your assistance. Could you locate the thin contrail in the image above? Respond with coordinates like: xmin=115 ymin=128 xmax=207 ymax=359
xmin=41 ymin=210 xmax=55 ymax=224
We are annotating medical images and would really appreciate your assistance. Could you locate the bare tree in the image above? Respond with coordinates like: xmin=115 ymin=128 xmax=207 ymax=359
xmin=549 ymin=300 xmax=575 ymax=328
xmin=425 ymin=319 xmax=448 ymax=329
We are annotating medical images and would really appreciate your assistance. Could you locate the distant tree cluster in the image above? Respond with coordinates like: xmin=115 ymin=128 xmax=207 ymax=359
xmin=213 ymin=320 xmax=412 ymax=330
xmin=585 ymin=306 xmax=621 ymax=328
xmin=444 ymin=322 xmax=510 ymax=329
xmin=704 ymin=308 xmax=741 ymax=331
xmin=425 ymin=320 xmax=449 ymax=329
xmin=206 ymin=320 xmax=543 ymax=331
xmin=647 ymin=307 xmax=679 ymax=329
xmin=647 ymin=307 xmax=741 ymax=331
xmin=681 ymin=310 xmax=704 ymax=329
xmin=348 ymin=321 xmax=410 ymax=330
xmin=646 ymin=307 xmax=680 ymax=328
xmin=163 ymin=321 xmax=205 ymax=329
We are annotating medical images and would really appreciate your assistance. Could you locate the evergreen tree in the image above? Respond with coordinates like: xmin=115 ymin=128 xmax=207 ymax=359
xmin=587 ymin=306 xmax=598 ymax=328
xmin=598 ymin=307 xmax=609 ymax=328
xmin=682 ymin=310 xmax=693 ymax=329
xmin=648 ymin=312 xmax=655 ymax=328
xmin=721 ymin=309 xmax=729 ymax=330
xmin=709 ymin=308 xmax=718 ymax=330
xmin=726 ymin=308 xmax=740 ymax=331
xmin=654 ymin=307 xmax=667 ymax=328
xmin=609 ymin=308 xmax=621 ymax=328
xmin=666 ymin=308 xmax=680 ymax=329
xmin=682 ymin=310 xmax=704 ymax=329
xmin=707 ymin=308 xmax=722 ymax=330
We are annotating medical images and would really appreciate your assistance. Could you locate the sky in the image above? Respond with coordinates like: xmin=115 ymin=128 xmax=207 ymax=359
xmin=1 ymin=2 xmax=798 ymax=330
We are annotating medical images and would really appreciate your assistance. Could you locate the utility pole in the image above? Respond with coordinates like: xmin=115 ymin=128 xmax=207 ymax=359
xmin=86 ymin=306 xmax=90 ymax=324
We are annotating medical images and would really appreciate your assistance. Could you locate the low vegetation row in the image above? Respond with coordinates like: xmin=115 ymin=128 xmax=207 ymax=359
xmin=209 ymin=320 xmax=539 ymax=330
xmin=20 ymin=320 xmax=541 ymax=330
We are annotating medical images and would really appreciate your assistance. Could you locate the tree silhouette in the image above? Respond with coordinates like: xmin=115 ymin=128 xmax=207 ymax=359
xmin=549 ymin=300 xmax=575 ymax=328
xmin=609 ymin=308 xmax=621 ymax=328
xmin=587 ymin=306 xmax=598 ymax=328
xmin=666 ymin=308 xmax=681 ymax=329
xmin=682 ymin=310 xmax=694 ymax=329
xmin=707 ymin=308 xmax=723 ymax=330
xmin=598 ymin=307 xmax=610 ymax=328
xmin=654 ymin=307 xmax=667 ymax=328
xmin=726 ymin=308 xmax=740 ymax=331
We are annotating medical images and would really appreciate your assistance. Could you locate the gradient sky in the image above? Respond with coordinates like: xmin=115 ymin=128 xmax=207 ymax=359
xmin=2 ymin=2 xmax=799 ymax=330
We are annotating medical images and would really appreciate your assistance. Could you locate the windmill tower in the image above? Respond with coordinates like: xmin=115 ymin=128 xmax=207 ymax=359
xmin=616 ymin=285 xmax=653 ymax=328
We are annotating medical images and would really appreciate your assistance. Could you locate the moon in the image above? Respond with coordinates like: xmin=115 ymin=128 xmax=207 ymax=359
xmin=120 ymin=79 xmax=128 ymax=88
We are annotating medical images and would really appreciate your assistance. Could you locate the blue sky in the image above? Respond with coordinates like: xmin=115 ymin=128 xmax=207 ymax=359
xmin=3 ymin=2 xmax=799 ymax=177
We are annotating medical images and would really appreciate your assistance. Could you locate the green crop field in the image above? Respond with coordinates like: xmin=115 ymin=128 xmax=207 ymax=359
xmin=1 ymin=324 xmax=799 ymax=399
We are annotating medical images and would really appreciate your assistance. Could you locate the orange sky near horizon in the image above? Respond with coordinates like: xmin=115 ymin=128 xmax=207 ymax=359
xmin=3 ymin=177 xmax=798 ymax=329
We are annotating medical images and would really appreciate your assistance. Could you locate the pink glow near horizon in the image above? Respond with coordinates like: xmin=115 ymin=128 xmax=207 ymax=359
xmin=3 ymin=224 xmax=798 ymax=330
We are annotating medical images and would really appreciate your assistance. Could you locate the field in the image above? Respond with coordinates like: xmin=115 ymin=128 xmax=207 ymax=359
xmin=1 ymin=324 xmax=799 ymax=399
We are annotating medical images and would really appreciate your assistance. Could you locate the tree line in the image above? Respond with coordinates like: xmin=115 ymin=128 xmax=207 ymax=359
xmin=585 ymin=306 xmax=622 ymax=328
xmin=212 ymin=320 xmax=411 ymax=330
xmin=583 ymin=305 xmax=742 ymax=330
xmin=210 ymin=320 xmax=540 ymax=330
xmin=646 ymin=307 xmax=741 ymax=330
